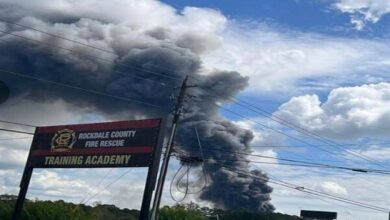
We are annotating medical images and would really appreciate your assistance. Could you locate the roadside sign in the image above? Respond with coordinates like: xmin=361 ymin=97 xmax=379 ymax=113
xmin=29 ymin=119 xmax=161 ymax=168
xmin=12 ymin=118 xmax=165 ymax=220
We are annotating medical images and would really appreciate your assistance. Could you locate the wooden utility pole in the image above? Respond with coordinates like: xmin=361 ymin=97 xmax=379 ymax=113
xmin=150 ymin=75 xmax=195 ymax=220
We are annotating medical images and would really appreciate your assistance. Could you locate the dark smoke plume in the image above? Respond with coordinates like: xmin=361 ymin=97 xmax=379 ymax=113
xmin=0 ymin=2 xmax=274 ymax=212
xmin=0 ymin=80 xmax=9 ymax=104
xmin=176 ymin=73 xmax=273 ymax=211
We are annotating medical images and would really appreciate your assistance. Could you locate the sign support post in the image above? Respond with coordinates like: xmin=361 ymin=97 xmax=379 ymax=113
xmin=12 ymin=166 xmax=33 ymax=220
xmin=139 ymin=118 xmax=166 ymax=220
xmin=12 ymin=128 xmax=38 ymax=220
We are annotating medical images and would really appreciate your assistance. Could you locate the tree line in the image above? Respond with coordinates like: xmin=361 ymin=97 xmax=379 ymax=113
xmin=0 ymin=195 xmax=301 ymax=220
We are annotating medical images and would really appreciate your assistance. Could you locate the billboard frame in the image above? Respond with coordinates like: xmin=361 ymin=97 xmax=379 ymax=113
xmin=12 ymin=118 xmax=166 ymax=220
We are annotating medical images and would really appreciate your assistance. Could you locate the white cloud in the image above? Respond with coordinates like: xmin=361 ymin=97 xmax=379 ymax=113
xmin=0 ymin=170 xmax=20 ymax=194
xmin=0 ymin=1 xmax=389 ymax=219
xmin=274 ymin=82 xmax=390 ymax=139
xmin=0 ymin=0 xmax=226 ymax=57
xmin=333 ymin=0 xmax=390 ymax=30
xmin=0 ymin=147 xmax=28 ymax=169
xmin=262 ymin=160 xmax=390 ymax=220
xmin=29 ymin=170 xmax=92 ymax=199
xmin=233 ymin=119 xmax=284 ymax=147
xmin=201 ymin=23 xmax=390 ymax=93
xmin=319 ymin=181 xmax=348 ymax=195
xmin=2 ymin=0 xmax=390 ymax=95
xmin=347 ymin=146 xmax=390 ymax=161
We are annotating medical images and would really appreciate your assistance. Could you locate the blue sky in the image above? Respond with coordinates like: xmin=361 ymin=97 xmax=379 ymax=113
xmin=0 ymin=0 xmax=390 ymax=219
xmin=163 ymin=0 xmax=390 ymax=38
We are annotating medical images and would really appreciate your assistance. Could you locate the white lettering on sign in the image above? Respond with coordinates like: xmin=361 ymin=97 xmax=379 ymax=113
xmin=80 ymin=130 xmax=138 ymax=148
xmin=99 ymin=139 xmax=125 ymax=147
xmin=44 ymin=156 xmax=84 ymax=165
xmin=84 ymin=155 xmax=132 ymax=165
xmin=110 ymin=130 xmax=137 ymax=138
xmin=78 ymin=132 xmax=110 ymax=140
xmin=44 ymin=155 xmax=132 ymax=166
xmin=85 ymin=141 xmax=99 ymax=147
xmin=78 ymin=130 xmax=137 ymax=140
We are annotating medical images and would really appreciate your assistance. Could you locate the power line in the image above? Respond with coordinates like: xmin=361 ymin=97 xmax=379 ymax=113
xmin=0 ymin=68 xmax=168 ymax=110
xmin=194 ymin=126 xmax=208 ymax=190
xmin=200 ymin=156 xmax=390 ymax=175
xmin=205 ymin=146 xmax=390 ymax=174
xmin=173 ymin=129 xmax=390 ymax=211
xmin=0 ymin=137 xmax=32 ymax=141
xmin=2 ymin=14 xmax=388 ymax=181
xmin=168 ymin=127 xmax=209 ymax=201
xmin=265 ymin=171 xmax=390 ymax=212
xmin=0 ymin=17 xmax=168 ymax=72
xmin=0 ymin=128 xmax=34 ymax=135
xmin=175 ymin=148 xmax=390 ymax=176
xmin=82 ymin=169 xmax=133 ymax=205
xmin=0 ymin=32 xmax=179 ymax=87
xmin=220 ymin=165 xmax=389 ymax=213
xmin=191 ymin=81 xmax=389 ymax=170
xmin=217 ymin=105 xmax=355 ymax=161
xmin=250 ymin=143 xmax=390 ymax=147
xmin=223 ymin=97 xmax=390 ymax=169
xmin=1 ymin=18 xmax=353 ymax=159
xmin=0 ymin=17 xmax=116 ymax=54
xmin=0 ymin=18 xmax=180 ymax=74
xmin=0 ymin=117 xmax=385 ymax=149
xmin=217 ymin=104 xmax=390 ymax=170
xmin=79 ymin=168 xmax=113 ymax=204
xmin=0 ymin=119 xmax=36 ymax=128
xmin=1 ymin=17 xmax=384 ymax=170
xmin=169 ymin=163 xmax=190 ymax=203
xmin=0 ymin=28 xmax=181 ymax=82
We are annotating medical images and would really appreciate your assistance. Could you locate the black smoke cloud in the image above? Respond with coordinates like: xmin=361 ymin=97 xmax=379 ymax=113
xmin=176 ymin=73 xmax=273 ymax=211
xmin=0 ymin=2 xmax=274 ymax=212
xmin=0 ymin=80 xmax=9 ymax=103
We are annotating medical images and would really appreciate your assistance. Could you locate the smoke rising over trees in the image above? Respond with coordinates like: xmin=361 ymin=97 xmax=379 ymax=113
xmin=0 ymin=0 xmax=274 ymax=211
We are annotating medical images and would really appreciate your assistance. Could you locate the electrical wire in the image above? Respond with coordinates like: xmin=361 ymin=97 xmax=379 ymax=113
xmin=0 ymin=29 xmax=181 ymax=82
xmin=0 ymin=128 xmax=34 ymax=135
xmin=197 ymin=146 xmax=390 ymax=175
xmin=82 ymin=169 xmax=133 ymax=205
xmin=193 ymin=126 xmax=208 ymax=191
xmin=218 ymin=105 xmax=358 ymax=160
xmin=188 ymin=79 xmax=390 ymax=170
xmin=4 ymin=16 xmax=377 ymax=167
xmin=266 ymin=171 xmax=389 ymax=212
xmin=218 ymin=161 xmax=390 ymax=212
xmin=217 ymin=104 xmax=390 ymax=171
xmin=215 ymin=96 xmax=390 ymax=169
xmin=169 ymin=127 xmax=209 ymax=201
xmin=232 ymin=97 xmax=390 ymax=169
xmin=0 ymin=68 xmax=168 ymax=110
xmin=0 ymin=17 xmax=116 ymax=54
xmin=79 ymin=168 xmax=113 ymax=204
xmin=0 ymin=137 xmax=32 ymax=141
xmin=0 ymin=35 xmax=178 ymax=90
xmin=202 ymin=157 xmax=390 ymax=175
xmin=250 ymin=143 xmax=390 ymax=147
xmin=2 ymin=17 xmax=389 ymax=206
xmin=0 ymin=119 xmax=36 ymax=128
xmin=0 ymin=18 xmax=183 ymax=76
xmin=1 ymin=17 xmax=385 ymax=170
xmin=169 ymin=164 xmax=190 ymax=202
xmin=220 ymin=165 xmax=389 ymax=213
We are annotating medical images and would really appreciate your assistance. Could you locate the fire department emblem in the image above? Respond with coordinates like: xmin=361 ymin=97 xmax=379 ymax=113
xmin=51 ymin=129 xmax=76 ymax=152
